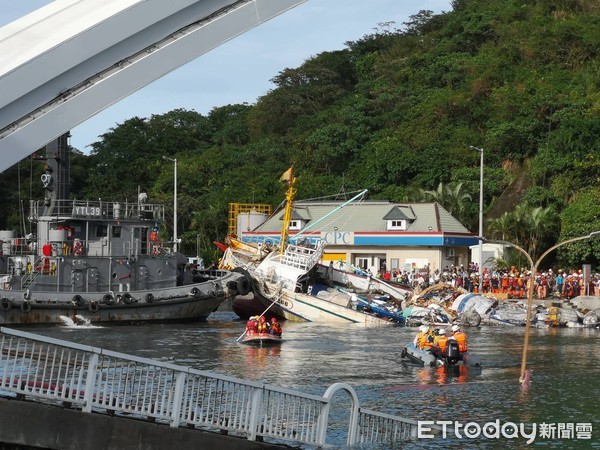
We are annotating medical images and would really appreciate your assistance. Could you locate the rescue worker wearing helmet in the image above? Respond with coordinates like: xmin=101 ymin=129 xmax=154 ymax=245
xmin=414 ymin=325 xmax=434 ymax=351
xmin=245 ymin=316 xmax=258 ymax=335
xmin=450 ymin=324 xmax=468 ymax=354
xmin=431 ymin=328 xmax=449 ymax=359
xmin=257 ymin=315 xmax=269 ymax=334
xmin=269 ymin=317 xmax=283 ymax=336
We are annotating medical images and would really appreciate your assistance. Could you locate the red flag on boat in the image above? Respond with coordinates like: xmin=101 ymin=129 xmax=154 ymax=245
xmin=213 ymin=241 xmax=228 ymax=252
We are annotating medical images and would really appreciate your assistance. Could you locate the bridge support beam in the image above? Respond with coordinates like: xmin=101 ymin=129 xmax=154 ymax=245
xmin=0 ymin=0 xmax=306 ymax=171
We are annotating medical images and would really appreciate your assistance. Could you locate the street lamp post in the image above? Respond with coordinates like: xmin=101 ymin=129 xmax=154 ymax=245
xmin=162 ymin=156 xmax=178 ymax=252
xmin=470 ymin=146 xmax=484 ymax=272
xmin=477 ymin=231 xmax=600 ymax=388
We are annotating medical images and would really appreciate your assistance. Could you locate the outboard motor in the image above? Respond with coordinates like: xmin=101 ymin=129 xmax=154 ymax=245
xmin=446 ymin=340 xmax=461 ymax=366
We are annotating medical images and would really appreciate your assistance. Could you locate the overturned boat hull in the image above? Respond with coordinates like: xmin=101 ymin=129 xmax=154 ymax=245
xmin=253 ymin=280 xmax=399 ymax=326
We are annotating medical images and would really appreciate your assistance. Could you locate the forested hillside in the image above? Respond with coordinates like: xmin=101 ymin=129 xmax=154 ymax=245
xmin=1 ymin=0 xmax=598 ymax=267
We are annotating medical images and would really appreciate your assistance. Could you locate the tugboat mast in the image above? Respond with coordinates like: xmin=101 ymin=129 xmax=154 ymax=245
xmin=41 ymin=132 xmax=70 ymax=216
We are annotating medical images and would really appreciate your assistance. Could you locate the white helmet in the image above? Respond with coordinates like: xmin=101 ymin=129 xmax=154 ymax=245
xmin=438 ymin=328 xmax=446 ymax=335
xmin=419 ymin=325 xmax=429 ymax=333
xmin=451 ymin=324 xmax=460 ymax=332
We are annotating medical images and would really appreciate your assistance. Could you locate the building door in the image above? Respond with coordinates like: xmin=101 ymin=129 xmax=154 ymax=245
xmin=354 ymin=254 xmax=387 ymax=275
xmin=355 ymin=257 xmax=370 ymax=272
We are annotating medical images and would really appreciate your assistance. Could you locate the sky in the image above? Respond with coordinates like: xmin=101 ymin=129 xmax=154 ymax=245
xmin=1 ymin=0 xmax=452 ymax=152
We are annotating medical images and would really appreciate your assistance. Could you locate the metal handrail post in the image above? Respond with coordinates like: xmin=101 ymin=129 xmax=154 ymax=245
xmin=247 ymin=387 xmax=264 ymax=441
xmin=170 ymin=371 xmax=187 ymax=427
xmin=82 ymin=353 xmax=99 ymax=413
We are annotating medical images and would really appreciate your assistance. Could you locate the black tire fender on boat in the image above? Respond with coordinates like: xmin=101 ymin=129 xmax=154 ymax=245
xmin=190 ymin=287 xmax=200 ymax=297
xmin=400 ymin=347 xmax=407 ymax=358
xmin=0 ymin=297 xmax=11 ymax=311
xmin=122 ymin=293 xmax=134 ymax=305
xmin=72 ymin=295 xmax=84 ymax=306
xmin=21 ymin=301 xmax=32 ymax=313
xmin=88 ymin=301 xmax=99 ymax=313
xmin=145 ymin=293 xmax=155 ymax=303
xmin=236 ymin=278 xmax=251 ymax=296
xmin=103 ymin=294 xmax=114 ymax=305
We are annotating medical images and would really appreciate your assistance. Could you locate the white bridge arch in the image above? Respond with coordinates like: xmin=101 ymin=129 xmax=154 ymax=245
xmin=0 ymin=0 xmax=306 ymax=171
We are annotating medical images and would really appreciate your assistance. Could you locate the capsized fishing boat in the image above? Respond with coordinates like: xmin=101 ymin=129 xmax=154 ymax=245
xmin=315 ymin=260 xmax=411 ymax=302
xmin=0 ymin=135 xmax=249 ymax=325
xmin=220 ymin=236 xmax=286 ymax=320
xmin=222 ymin=167 xmax=404 ymax=326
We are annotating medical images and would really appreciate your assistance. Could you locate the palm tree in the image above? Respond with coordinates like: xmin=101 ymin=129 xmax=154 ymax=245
xmin=419 ymin=182 xmax=472 ymax=224
xmin=488 ymin=204 xmax=560 ymax=263
xmin=527 ymin=206 xmax=560 ymax=260
xmin=487 ymin=212 xmax=514 ymax=241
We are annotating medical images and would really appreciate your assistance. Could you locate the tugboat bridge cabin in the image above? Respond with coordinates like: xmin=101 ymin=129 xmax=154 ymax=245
xmin=0 ymin=134 xmax=185 ymax=294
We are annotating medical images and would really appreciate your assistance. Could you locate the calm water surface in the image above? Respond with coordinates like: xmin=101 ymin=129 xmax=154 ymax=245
xmin=27 ymin=312 xmax=600 ymax=449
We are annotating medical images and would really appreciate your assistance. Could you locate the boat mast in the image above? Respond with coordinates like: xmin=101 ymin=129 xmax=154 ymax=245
xmin=41 ymin=132 xmax=71 ymax=216
xmin=292 ymin=189 xmax=368 ymax=242
xmin=279 ymin=166 xmax=296 ymax=254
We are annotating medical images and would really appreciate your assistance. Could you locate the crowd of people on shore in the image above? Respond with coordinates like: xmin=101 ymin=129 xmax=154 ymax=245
xmin=379 ymin=263 xmax=600 ymax=300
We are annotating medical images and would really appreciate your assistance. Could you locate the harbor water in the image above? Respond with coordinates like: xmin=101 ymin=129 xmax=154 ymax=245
xmin=25 ymin=312 xmax=600 ymax=449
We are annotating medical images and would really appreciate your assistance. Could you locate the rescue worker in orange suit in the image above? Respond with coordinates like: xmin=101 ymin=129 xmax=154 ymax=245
xmin=257 ymin=315 xmax=269 ymax=334
xmin=269 ymin=318 xmax=282 ymax=336
xmin=431 ymin=328 xmax=449 ymax=360
xmin=413 ymin=325 xmax=434 ymax=351
xmin=246 ymin=316 xmax=258 ymax=335
xmin=450 ymin=324 xmax=468 ymax=356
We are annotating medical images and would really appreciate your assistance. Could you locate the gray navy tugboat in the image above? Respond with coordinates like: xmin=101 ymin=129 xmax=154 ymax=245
xmin=0 ymin=135 xmax=250 ymax=325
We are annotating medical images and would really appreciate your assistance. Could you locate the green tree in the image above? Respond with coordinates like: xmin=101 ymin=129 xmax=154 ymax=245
xmin=419 ymin=182 xmax=472 ymax=225
xmin=557 ymin=187 xmax=600 ymax=268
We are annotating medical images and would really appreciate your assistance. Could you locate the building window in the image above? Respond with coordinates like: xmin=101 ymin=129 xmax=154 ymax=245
xmin=387 ymin=220 xmax=406 ymax=230
xmin=289 ymin=220 xmax=302 ymax=230
xmin=95 ymin=224 xmax=107 ymax=238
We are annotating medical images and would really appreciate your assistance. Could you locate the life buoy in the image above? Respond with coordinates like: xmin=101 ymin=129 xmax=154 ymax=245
xmin=72 ymin=295 xmax=84 ymax=306
xmin=88 ymin=301 xmax=99 ymax=313
xmin=73 ymin=240 xmax=83 ymax=256
xmin=145 ymin=293 xmax=155 ymax=303
xmin=1 ymin=298 xmax=11 ymax=311
xmin=190 ymin=287 xmax=200 ymax=297
xmin=122 ymin=293 xmax=133 ymax=305
xmin=236 ymin=278 xmax=251 ymax=296
xmin=151 ymin=244 xmax=161 ymax=257
xmin=103 ymin=294 xmax=114 ymax=305
xmin=21 ymin=301 xmax=32 ymax=313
